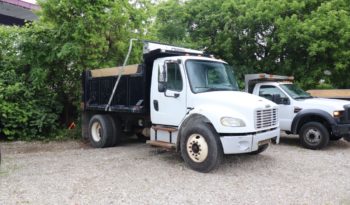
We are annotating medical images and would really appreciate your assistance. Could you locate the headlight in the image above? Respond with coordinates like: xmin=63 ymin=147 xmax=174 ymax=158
xmin=220 ymin=117 xmax=246 ymax=127
xmin=333 ymin=110 xmax=344 ymax=118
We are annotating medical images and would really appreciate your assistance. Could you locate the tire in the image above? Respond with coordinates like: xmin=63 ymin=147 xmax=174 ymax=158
xmin=180 ymin=123 xmax=223 ymax=173
xmin=249 ymin=144 xmax=269 ymax=155
xmin=88 ymin=114 xmax=117 ymax=148
xmin=299 ymin=122 xmax=330 ymax=150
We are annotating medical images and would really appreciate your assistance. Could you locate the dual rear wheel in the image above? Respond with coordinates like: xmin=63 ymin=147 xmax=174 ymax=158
xmin=89 ymin=114 xmax=121 ymax=148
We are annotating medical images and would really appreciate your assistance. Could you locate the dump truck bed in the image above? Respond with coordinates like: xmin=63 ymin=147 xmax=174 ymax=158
xmin=82 ymin=64 xmax=149 ymax=114
xmin=82 ymin=41 xmax=208 ymax=114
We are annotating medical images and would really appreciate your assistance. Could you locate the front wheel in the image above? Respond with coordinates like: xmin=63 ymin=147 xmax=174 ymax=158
xmin=180 ymin=123 xmax=223 ymax=173
xmin=299 ymin=122 xmax=329 ymax=150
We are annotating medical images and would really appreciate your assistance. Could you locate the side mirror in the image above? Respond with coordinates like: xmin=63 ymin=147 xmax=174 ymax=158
xmin=272 ymin=94 xmax=290 ymax=105
xmin=158 ymin=64 xmax=167 ymax=83
xmin=158 ymin=63 xmax=168 ymax=92
xmin=271 ymin=94 xmax=282 ymax=104
xmin=158 ymin=82 xmax=167 ymax=92
xmin=281 ymin=97 xmax=290 ymax=105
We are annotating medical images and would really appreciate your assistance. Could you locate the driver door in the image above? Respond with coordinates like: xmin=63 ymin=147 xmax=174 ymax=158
xmin=258 ymin=85 xmax=294 ymax=131
xmin=150 ymin=60 xmax=187 ymax=126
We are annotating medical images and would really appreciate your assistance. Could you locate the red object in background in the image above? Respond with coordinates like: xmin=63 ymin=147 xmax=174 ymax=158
xmin=68 ymin=122 xmax=76 ymax=130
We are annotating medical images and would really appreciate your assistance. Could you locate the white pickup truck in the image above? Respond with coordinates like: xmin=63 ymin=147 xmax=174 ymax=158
xmin=246 ymin=73 xmax=350 ymax=149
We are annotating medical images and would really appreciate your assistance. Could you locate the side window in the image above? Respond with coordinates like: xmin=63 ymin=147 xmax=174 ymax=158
xmin=259 ymin=85 xmax=287 ymax=101
xmin=166 ymin=63 xmax=183 ymax=91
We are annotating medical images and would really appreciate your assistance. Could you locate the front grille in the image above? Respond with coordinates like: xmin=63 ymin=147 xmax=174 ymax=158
xmin=255 ymin=108 xmax=278 ymax=129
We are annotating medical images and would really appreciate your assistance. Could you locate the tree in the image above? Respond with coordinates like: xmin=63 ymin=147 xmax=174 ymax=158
xmin=0 ymin=0 xmax=148 ymax=139
xmin=0 ymin=26 xmax=61 ymax=139
xmin=154 ymin=0 xmax=350 ymax=89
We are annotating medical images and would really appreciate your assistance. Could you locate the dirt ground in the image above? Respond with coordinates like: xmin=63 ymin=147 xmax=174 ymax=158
xmin=1 ymin=135 xmax=350 ymax=205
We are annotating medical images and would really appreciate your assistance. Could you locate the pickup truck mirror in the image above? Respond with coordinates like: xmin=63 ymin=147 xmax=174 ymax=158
xmin=271 ymin=94 xmax=282 ymax=104
xmin=272 ymin=94 xmax=290 ymax=105
xmin=281 ymin=97 xmax=290 ymax=105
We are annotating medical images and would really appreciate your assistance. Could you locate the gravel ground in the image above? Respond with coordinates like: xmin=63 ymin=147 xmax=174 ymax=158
xmin=1 ymin=135 xmax=350 ymax=205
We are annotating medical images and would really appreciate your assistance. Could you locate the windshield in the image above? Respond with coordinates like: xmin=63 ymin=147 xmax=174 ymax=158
xmin=280 ymin=84 xmax=312 ymax=100
xmin=185 ymin=60 xmax=239 ymax=93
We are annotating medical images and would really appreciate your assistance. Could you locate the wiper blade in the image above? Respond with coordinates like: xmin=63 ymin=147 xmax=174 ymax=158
xmin=295 ymin=96 xmax=313 ymax=99
xmin=194 ymin=87 xmax=233 ymax=92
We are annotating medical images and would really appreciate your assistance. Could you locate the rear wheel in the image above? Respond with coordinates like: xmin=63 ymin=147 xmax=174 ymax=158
xmin=181 ymin=123 xmax=223 ymax=173
xmin=89 ymin=114 xmax=117 ymax=148
xmin=299 ymin=122 xmax=329 ymax=150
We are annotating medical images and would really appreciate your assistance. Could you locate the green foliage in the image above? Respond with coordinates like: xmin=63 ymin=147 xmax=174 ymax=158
xmin=153 ymin=0 xmax=350 ymax=89
xmin=0 ymin=26 xmax=61 ymax=140
xmin=0 ymin=0 xmax=147 ymax=140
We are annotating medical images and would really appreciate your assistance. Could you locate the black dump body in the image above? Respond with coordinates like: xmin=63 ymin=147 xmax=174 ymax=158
xmin=82 ymin=47 xmax=209 ymax=115
xmin=82 ymin=64 xmax=149 ymax=114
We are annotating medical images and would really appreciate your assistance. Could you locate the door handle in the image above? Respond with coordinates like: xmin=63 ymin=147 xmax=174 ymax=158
xmin=164 ymin=91 xmax=180 ymax=98
xmin=153 ymin=100 xmax=159 ymax=111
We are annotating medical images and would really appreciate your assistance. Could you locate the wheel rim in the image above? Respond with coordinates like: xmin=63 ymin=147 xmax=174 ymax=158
xmin=91 ymin=121 xmax=102 ymax=142
xmin=305 ymin=128 xmax=321 ymax=145
xmin=186 ymin=134 xmax=209 ymax=163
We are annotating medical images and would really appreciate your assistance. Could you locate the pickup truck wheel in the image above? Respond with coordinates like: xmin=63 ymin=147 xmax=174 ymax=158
xmin=89 ymin=115 xmax=116 ymax=148
xmin=249 ymin=144 xmax=269 ymax=155
xmin=300 ymin=122 xmax=329 ymax=150
xmin=181 ymin=123 xmax=223 ymax=173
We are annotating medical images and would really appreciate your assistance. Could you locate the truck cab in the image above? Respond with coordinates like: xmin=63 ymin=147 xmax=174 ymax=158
xmin=82 ymin=42 xmax=280 ymax=172
xmin=246 ymin=73 xmax=350 ymax=149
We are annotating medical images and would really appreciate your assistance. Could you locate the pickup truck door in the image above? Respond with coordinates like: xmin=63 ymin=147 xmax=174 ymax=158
xmin=150 ymin=60 xmax=187 ymax=126
xmin=258 ymin=85 xmax=295 ymax=131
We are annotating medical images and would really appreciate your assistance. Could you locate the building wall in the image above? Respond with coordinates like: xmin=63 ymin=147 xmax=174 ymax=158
xmin=0 ymin=0 xmax=38 ymax=26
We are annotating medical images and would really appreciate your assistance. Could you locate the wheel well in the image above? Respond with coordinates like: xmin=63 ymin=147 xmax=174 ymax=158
xmin=176 ymin=114 xmax=217 ymax=152
xmin=296 ymin=115 xmax=331 ymax=135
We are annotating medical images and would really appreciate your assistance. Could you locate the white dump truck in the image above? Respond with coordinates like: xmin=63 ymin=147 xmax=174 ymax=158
xmin=81 ymin=41 xmax=280 ymax=172
xmin=246 ymin=73 xmax=350 ymax=150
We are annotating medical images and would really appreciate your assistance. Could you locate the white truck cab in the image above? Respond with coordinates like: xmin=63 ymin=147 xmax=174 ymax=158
xmin=246 ymin=73 xmax=350 ymax=149
xmin=82 ymin=42 xmax=280 ymax=172
xmin=149 ymin=54 xmax=280 ymax=171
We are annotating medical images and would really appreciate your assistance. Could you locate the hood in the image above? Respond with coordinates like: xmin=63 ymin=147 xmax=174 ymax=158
xmin=187 ymin=91 xmax=278 ymax=133
xmin=189 ymin=91 xmax=277 ymax=110
xmin=299 ymin=98 xmax=350 ymax=111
